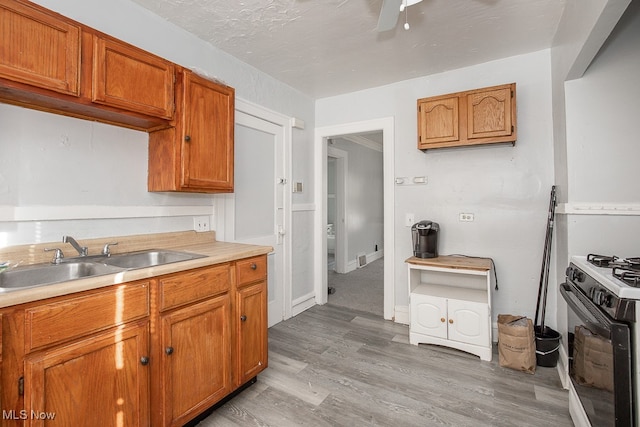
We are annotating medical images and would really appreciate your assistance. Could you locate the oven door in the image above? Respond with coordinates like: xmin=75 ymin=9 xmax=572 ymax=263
xmin=560 ymin=282 xmax=634 ymax=427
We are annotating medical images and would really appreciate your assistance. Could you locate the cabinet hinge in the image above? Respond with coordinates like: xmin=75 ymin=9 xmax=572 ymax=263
xmin=18 ymin=377 xmax=24 ymax=396
xmin=418 ymin=105 xmax=421 ymax=112
xmin=511 ymin=125 xmax=514 ymax=132
xmin=511 ymin=90 xmax=514 ymax=98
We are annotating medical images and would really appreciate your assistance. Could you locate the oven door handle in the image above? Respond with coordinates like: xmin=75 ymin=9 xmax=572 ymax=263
xmin=560 ymin=282 xmax=612 ymax=338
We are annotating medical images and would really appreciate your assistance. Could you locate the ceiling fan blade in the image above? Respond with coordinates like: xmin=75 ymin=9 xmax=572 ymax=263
xmin=377 ymin=0 xmax=402 ymax=32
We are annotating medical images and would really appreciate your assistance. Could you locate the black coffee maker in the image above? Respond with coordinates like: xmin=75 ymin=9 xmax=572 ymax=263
xmin=411 ymin=220 xmax=439 ymax=258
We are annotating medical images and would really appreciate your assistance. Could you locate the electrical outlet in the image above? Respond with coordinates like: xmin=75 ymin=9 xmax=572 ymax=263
xmin=459 ymin=213 xmax=474 ymax=222
xmin=405 ymin=213 xmax=415 ymax=227
xmin=193 ymin=216 xmax=210 ymax=232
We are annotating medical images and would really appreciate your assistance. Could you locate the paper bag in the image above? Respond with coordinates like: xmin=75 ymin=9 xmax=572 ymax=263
xmin=497 ymin=314 xmax=536 ymax=374
xmin=573 ymin=325 xmax=613 ymax=392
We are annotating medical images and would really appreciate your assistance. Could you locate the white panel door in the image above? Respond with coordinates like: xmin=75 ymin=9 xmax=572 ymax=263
xmin=227 ymin=111 xmax=285 ymax=327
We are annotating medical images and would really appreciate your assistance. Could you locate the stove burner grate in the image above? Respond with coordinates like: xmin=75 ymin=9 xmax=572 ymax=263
xmin=613 ymin=267 xmax=640 ymax=287
xmin=587 ymin=254 xmax=620 ymax=267
xmin=587 ymin=254 xmax=640 ymax=271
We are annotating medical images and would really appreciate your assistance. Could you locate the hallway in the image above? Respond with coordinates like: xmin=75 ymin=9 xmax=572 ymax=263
xmin=327 ymin=257 xmax=383 ymax=317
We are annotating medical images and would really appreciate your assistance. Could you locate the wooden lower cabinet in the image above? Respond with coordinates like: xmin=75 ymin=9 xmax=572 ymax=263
xmin=236 ymin=281 xmax=268 ymax=386
xmin=24 ymin=321 xmax=150 ymax=427
xmin=0 ymin=256 xmax=268 ymax=426
xmin=158 ymin=293 xmax=231 ymax=427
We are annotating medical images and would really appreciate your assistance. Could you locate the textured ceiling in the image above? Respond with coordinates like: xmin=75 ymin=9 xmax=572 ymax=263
xmin=129 ymin=0 xmax=566 ymax=99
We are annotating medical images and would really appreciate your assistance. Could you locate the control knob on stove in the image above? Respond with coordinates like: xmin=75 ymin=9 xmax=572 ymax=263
xmin=566 ymin=267 xmax=584 ymax=282
xmin=591 ymin=289 xmax=612 ymax=307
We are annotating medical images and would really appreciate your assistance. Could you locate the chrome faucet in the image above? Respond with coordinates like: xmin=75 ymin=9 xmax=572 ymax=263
xmin=62 ymin=236 xmax=88 ymax=257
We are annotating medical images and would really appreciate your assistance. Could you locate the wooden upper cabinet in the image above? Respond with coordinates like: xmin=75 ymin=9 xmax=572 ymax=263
xmin=148 ymin=69 xmax=235 ymax=193
xmin=0 ymin=0 xmax=81 ymax=96
xmin=466 ymin=85 xmax=514 ymax=140
xmin=417 ymin=95 xmax=459 ymax=146
xmin=92 ymin=36 xmax=175 ymax=119
xmin=181 ymin=71 xmax=234 ymax=191
xmin=418 ymin=83 xmax=516 ymax=150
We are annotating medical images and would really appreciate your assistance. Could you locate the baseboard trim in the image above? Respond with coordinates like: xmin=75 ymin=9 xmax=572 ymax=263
xmin=345 ymin=250 xmax=384 ymax=273
xmin=394 ymin=305 xmax=409 ymax=325
xmin=292 ymin=292 xmax=316 ymax=317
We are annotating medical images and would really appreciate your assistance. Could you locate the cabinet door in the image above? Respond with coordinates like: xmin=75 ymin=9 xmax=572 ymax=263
xmin=92 ymin=36 xmax=174 ymax=119
xmin=447 ymin=299 xmax=490 ymax=347
xmin=0 ymin=0 xmax=80 ymax=95
xmin=180 ymin=71 xmax=234 ymax=191
xmin=24 ymin=321 xmax=150 ymax=427
xmin=161 ymin=294 xmax=231 ymax=426
xmin=466 ymin=85 xmax=514 ymax=140
xmin=410 ymin=294 xmax=447 ymax=339
xmin=417 ymin=95 xmax=459 ymax=148
xmin=236 ymin=281 xmax=267 ymax=385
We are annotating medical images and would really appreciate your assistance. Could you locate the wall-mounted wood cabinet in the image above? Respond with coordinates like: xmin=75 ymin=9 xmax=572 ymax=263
xmin=0 ymin=0 xmax=236 ymax=193
xmin=148 ymin=70 xmax=235 ymax=193
xmin=92 ymin=36 xmax=175 ymax=120
xmin=0 ymin=0 xmax=173 ymax=131
xmin=0 ymin=0 xmax=81 ymax=96
xmin=417 ymin=83 xmax=516 ymax=150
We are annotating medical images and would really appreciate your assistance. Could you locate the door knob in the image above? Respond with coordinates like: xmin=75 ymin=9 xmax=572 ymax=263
xmin=440 ymin=317 xmax=445 ymax=323
xmin=250 ymin=263 xmax=257 ymax=270
xmin=165 ymin=346 xmax=174 ymax=355
xmin=449 ymin=319 xmax=454 ymax=324
xmin=240 ymin=315 xmax=247 ymax=322
xmin=140 ymin=356 xmax=150 ymax=366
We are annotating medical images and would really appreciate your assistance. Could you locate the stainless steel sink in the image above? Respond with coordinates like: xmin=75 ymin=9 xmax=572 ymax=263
xmin=0 ymin=249 xmax=206 ymax=292
xmin=99 ymin=249 xmax=206 ymax=269
xmin=0 ymin=261 xmax=125 ymax=292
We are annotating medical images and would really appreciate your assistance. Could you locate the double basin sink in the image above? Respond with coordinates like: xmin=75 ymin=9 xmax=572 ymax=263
xmin=0 ymin=249 xmax=206 ymax=292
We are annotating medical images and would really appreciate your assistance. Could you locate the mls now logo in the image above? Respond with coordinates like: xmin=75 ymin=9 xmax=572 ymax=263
xmin=3 ymin=410 xmax=56 ymax=420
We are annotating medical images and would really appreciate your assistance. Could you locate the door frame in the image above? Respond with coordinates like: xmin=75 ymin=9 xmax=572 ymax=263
xmin=214 ymin=98 xmax=293 ymax=323
xmin=327 ymin=146 xmax=348 ymax=274
xmin=314 ymin=117 xmax=395 ymax=320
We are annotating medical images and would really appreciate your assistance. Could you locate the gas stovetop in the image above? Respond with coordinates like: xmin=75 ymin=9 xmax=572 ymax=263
xmin=573 ymin=255 xmax=640 ymax=301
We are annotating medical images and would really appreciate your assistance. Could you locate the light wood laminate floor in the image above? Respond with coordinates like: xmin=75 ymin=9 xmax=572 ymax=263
xmin=197 ymin=304 xmax=572 ymax=427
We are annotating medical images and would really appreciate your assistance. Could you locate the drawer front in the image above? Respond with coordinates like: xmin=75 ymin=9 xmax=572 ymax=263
xmin=159 ymin=264 xmax=231 ymax=311
xmin=236 ymin=256 xmax=267 ymax=287
xmin=25 ymin=281 xmax=150 ymax=352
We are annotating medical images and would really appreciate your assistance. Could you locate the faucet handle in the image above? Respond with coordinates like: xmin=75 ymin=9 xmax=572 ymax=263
xmin=102 ymin=242 xmax=118 ymax=256
xmin=44 ymin=248 xmax=65 ymax=264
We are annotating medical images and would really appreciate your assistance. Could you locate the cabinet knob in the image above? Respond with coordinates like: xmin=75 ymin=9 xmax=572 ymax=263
xmin=449 ymin=319 xmax=454 ymax=324
xmin=165 ymin=346 xmax=174 ymax=356
xmin=240 ymin=315 xmax=247 ymax=322
xmin=184 ymin=135 xmax=191 ymax=142
xmin=250 ymin=263 xmax=257 ymax=270
xmin=440 ymin=317 xmax=445 ymax=323
xmin=140 ymin=356 xmax=150 ymax=366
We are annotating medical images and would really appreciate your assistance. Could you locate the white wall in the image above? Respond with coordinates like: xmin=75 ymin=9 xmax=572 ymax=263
xmin=564 ymin=0 xmax=640 ymax=257
xmin=317 ymin=50 xmax=556 ymax=323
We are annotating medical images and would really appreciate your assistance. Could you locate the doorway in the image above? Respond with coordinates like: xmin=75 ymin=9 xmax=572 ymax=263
xmin=314 ymin=117 xmax=395 ymax=320
xmin=217 ymin=100 xmax=292 ymax=328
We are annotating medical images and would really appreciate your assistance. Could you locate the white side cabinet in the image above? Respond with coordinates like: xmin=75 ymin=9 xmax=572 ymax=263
xmin=406 ymin=256 xmax=494 ymax=361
